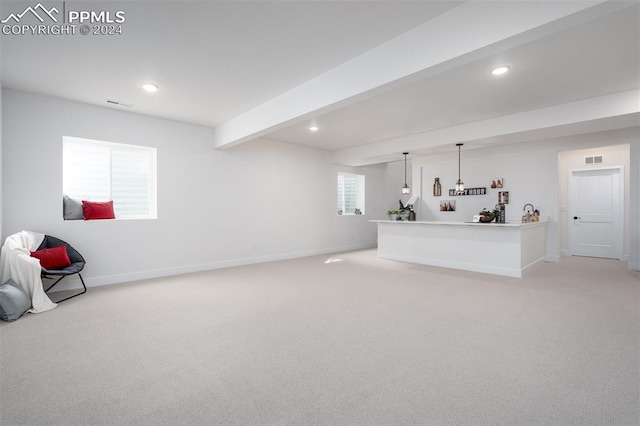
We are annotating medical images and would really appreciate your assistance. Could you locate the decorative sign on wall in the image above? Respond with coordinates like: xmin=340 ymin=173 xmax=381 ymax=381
xmin=448 ymin=187 xmax=487 ymax=196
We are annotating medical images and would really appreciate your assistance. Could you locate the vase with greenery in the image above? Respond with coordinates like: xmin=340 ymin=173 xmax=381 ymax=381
xmin=387 ymin=209 xmax=403 ymax=221
xmin=478 ymin=207 xmax=501 ymax=223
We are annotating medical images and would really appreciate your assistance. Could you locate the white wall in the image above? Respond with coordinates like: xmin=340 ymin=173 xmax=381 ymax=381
xmin=631 ymin=140 xmax=640 ymax=270
xmin=413 ymin=143 xmax=558 ymax=223
xmin=0 ymin=37 xmax=4 ymax=240
xmin=380 ymin=158 xmax=413 ymax=215
xmin=2 ymin=89 xmax=384 ymax=288
xmin=412 ymin=128 xmax=639 ymax=264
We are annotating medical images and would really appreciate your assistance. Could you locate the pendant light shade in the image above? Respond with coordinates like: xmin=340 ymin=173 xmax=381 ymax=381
xmin=455 ymin=143 xmax=464 ymax=194
xmin=402 ymin=152 xmax=410 ymax=195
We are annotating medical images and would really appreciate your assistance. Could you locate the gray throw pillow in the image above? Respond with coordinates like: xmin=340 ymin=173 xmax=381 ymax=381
xmin=0 ymin=279 xmax=31 ymax=321
xmin=63 ymin=195 xmax=84 ymax=220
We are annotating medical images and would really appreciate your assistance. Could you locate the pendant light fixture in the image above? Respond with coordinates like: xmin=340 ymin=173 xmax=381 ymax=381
xmin=402 ymin=152 xmax=410 ymax=195
xmin=455 ymin=143 xmax=465 ymax=194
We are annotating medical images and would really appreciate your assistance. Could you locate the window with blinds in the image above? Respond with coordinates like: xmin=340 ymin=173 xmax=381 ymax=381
xmin=337 ymin=172 xmax=365 ymax=215
xmin=63 ymin=136 xmax=157 ymax=220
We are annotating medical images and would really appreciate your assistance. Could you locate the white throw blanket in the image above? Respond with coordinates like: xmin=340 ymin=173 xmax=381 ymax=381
xmin=0 ymin=231 xmax=57 ymax=313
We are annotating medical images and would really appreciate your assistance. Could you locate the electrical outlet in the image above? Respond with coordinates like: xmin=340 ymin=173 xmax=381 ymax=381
xmin=252 ymin=245 xmax=260 ymax=251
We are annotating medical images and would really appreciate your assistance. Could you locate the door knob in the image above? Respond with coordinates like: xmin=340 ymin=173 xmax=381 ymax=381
xmin=573 ymin=216 xmax=581 ymax=220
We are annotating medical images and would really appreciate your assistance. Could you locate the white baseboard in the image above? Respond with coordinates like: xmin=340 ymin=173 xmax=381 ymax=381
xmin=48 ymin=242 xmax=377 ymax=292
xmin=378 ymin=252 xmax=524 ymax=278
xmin=546 ymin=254 xmax=560 ymax=263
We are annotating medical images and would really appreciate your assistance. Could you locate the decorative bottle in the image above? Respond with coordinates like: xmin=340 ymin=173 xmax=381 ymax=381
xmin=433 ymin=178 xmax=441 ymax=196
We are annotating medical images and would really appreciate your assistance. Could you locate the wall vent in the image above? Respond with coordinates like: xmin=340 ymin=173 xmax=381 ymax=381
xmin=585 ymin=155 xmax=603 ymax=165
xmin=106 ymin=100 xmax=134 ymax=108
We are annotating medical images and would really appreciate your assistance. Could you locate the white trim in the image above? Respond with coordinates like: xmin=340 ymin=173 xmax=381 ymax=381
xmin=63 ymin=135 xmax=158 ymax=220
xmin=337 ymin=172 xmax=365 ymax=215
xmin=546 ymin=254 xmax=561 ymax=263
xmin=47 ymin=242 xmax=378 ymax=292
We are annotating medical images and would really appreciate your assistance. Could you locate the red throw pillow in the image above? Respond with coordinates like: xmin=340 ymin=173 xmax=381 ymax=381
xmin=82 ymin=200 xmax=115 ymax=220
xmin=31 ymin=245 xmax=72 ymax=270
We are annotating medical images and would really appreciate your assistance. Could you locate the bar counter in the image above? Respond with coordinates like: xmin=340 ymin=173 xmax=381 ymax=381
xmin=370 ymin=220 xmax=548 ymax=277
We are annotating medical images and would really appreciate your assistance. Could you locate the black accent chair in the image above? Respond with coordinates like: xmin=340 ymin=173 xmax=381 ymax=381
xmin=37 ymin=235 xmax=87 ymax=303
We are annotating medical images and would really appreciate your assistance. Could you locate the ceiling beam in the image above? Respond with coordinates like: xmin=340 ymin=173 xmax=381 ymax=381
xmin=212 ymin=0 xmax=617 ymax=150
xmin=330 ymin=90 xmax=640 ymax=166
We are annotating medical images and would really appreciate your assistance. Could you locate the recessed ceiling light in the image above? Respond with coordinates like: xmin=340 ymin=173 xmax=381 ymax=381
xmin=491 ymin=66 xmax=511 ymax=76
xmin=142 ymin=83 xmax=159 ymax=93
xmin=309 ymin=125 xmax=319 ymax=132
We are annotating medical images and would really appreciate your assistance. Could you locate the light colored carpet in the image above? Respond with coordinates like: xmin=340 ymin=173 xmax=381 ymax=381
xmin=1 ymin=249 xmax=638 ymax=425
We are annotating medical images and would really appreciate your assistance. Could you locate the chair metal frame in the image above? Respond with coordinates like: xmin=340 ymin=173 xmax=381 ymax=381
xmin=41 ymin=273 xmax=87 ymax=303
xmin=37 ymin=236 xmax=87 ymax=303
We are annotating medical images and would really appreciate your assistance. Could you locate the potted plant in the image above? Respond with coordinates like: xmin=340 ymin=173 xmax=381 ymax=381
xmin=387 ymin=209 xmax=403 ymax=221
xmin=478 ymin=207 xmax=500 ymax=223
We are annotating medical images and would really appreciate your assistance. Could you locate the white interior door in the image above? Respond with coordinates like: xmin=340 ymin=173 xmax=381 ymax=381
xmin=568 ymin=167 xmax=623 ymax=259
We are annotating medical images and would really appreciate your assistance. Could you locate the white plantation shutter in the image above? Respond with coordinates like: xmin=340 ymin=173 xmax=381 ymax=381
xmin=337 ymin=172 xmax=365 ymax=215
xmin=63 ymin=136 xmax=157 ymax=219
xmin=343 ymin=175 xmax=357 ymax=213
xmin=63 ymin=141 xmax=111 ymax=200
xmin=111 ymin=149 xmax=152 ymax=217
xmin=337 ymin=173 xmax=345 ymax=212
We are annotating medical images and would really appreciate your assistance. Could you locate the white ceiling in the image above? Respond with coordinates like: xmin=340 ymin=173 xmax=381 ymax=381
xmin=1 ymin=1 xmax=461 ymax=125
xmin=267 ymin=6 xmax=639 ymax=150
xmin=2 ymin=1 xmax=639 ymax=166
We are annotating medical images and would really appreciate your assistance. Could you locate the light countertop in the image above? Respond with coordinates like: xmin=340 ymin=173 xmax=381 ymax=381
xmin=370 ymin=220 xmax=547 ymax=229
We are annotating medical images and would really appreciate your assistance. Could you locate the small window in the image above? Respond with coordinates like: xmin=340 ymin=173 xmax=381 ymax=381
xmin=63 ymin=136 xmax=157 ymax=220
xmin=337 ymin=172 xmax=365 ymax=215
